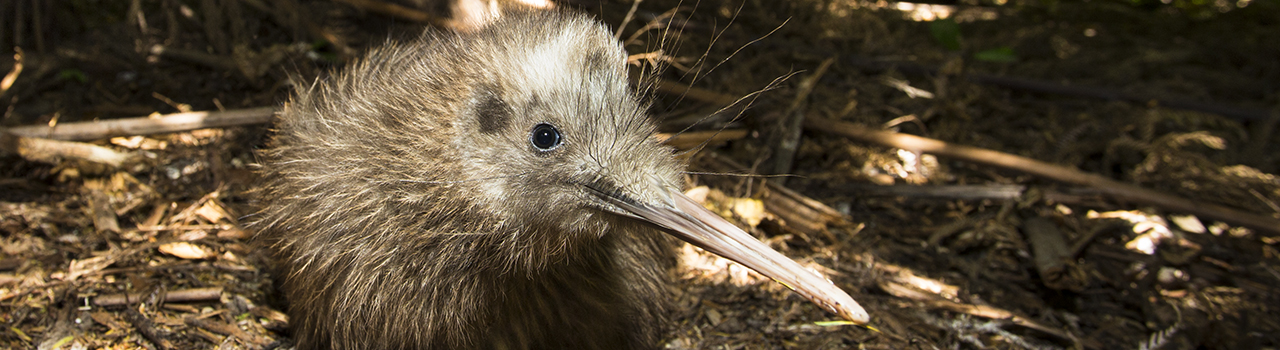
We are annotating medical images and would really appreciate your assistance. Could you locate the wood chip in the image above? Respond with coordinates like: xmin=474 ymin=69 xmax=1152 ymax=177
xmin=67 ymin=255 xmax=116 ymax=281
xmin=158 ymin=242 xmax=216 ymax=260
xmin=83 ymin=186 xmax=121 ymax=234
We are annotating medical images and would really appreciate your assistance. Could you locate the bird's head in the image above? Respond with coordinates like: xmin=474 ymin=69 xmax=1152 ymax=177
xmin=444 ymin=12 xmax=869 ymax=324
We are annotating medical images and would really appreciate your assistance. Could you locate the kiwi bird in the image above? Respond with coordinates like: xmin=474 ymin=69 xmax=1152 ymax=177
xmin=254 ymin=10 xmax=868 ymax=350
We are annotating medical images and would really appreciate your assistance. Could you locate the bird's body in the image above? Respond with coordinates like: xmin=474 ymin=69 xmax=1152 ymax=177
xmin=255 ymin=10 xmax=866 ymax=350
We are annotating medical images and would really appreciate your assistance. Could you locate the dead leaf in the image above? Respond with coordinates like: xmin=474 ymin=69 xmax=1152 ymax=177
xmin=706 ymin=308 xmax=723 ymax=326
xmin=194 ymin=201 xmax=228 ymax=223
xmin=90 ymin=311 xmax=127 ymax=332
xmin=728 ymin=197 xmax=766 ymax=228
xmin=67 ymin=255 xmax=116 ymax=281
xmin=684 ymin=186 xmax=711 ymax=203
xmin=158 ymin=242 xmax=216 ymax=260
xmin=177 ymin=230 xmax=209 ymax=241
xmin=216 ymin=227 xmax=250 ymax=240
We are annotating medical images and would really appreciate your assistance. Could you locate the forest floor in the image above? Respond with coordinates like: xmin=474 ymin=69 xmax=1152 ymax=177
xmin=1 ymin=0 xmax=1278 ymax=349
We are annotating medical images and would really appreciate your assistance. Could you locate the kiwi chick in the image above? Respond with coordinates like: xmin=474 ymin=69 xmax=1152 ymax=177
xmin=255 ymin=10 xmax=867 ymax=350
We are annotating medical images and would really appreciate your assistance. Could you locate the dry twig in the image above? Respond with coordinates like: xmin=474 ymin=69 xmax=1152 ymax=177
xmin=0 ymin=130 xmax=135 ymax=168
xmin=768 ymin=57 xmax=835 ymax=178
xmin=656 ymin=129 xmax=748 ymax=150
xmin=95 ymin=287 xmax=225 ymax=307
xmin=804 ymin=117 xmax=1280 ymax=236
xmin=6 ymin=107 xmax=277 ymax=141
xmin=123 ymin=307 xmax=175 ymax=350
xmin=332 ymin=0 xmax=448 ymax=27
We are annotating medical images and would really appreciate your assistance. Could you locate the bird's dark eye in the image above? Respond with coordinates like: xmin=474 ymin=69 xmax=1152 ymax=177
xmin=530 ymin=123 xmax=562 ymax=151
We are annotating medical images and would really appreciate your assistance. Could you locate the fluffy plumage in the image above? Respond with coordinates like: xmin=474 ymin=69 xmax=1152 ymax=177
xmin=255 ymin=11 xmax=680 ymax=350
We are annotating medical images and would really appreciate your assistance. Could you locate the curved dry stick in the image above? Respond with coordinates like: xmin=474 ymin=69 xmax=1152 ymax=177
xmin=804 ymin=116 xmax=1280 ymax=236
xmin=6 ymin=107 xmax=277 ymax=141
xmin=332 ymin=0 xmax=448 ymax=27
xmin=0 ymin=130 xmax=134 ymax=168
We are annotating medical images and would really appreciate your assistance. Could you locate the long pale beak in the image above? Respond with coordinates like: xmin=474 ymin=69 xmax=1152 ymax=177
xmin=599 ymin=188 xmax=870 ymax=325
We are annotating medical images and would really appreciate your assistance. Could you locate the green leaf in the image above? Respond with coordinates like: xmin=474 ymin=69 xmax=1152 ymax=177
xmin=974 ymin=47 xmax=1018 ymax=63
xmin=929 ymin=18 xmax=962 ymax=51
xmin=59 ymin=69 xmax=88 ymax=83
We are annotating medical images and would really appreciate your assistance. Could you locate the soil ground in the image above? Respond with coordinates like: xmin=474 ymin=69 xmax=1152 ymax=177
xmin=2 ymin=0 xmax=1278 ymax=349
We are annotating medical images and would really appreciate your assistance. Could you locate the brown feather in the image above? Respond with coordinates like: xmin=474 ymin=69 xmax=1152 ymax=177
xmin=255 ymin=11 xmax=680 ymax=350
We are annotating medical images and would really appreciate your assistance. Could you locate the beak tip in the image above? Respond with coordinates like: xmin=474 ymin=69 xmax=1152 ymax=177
xmin=628 ymin=188 xmax=875 ymax=326
xmin=845 ymin=308 xmax=871 ymax=325
xmin=831 ymin=297 xmax=870 ymax=325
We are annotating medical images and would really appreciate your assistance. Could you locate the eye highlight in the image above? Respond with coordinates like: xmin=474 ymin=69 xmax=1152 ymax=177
xmin=530 ymin=123 xmax=562 ymax=151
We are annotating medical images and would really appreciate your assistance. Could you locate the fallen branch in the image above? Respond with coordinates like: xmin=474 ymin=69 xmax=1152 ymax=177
xmin=185 ymin=315 xmax=272 ymax=348
xmin=123 ymin=307 xmax=176 ymax=350
xmin=95 ymin=287 xmax=224 ymax=307
xmin=655 ymin=129 xmax=748 ymax=150
xmin=804 ymin=117 xmax=1280 ymax=236
xmin=6 ymin=107 xmax=278 ymax=141
xmin=0 ymin=130 xmax=135 ymax=168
